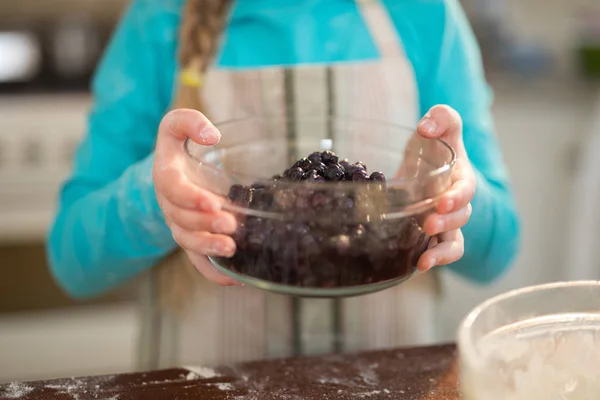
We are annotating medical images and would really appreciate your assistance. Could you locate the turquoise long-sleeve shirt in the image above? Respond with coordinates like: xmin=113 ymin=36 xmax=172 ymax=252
xmin=47 ymin=0 xmax=521 ymax=298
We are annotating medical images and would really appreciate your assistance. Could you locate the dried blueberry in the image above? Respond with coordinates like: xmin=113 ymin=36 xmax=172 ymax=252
xmin=305 ymin=170 xmax=326 ymax=182
xmin=328 ymin=234 xmax=351 ymax=255
xmin=346 ymin=163 xmax=365 ymax=177
xmin=369 ymin=171 xmax=386 ymax=183
xmin=299 ymin=234 xmax=318 ymax=256
xmin=340 ymin=159 xmax=350 ymax=170
xmin=309 ymin=161 xmax=327 ymax=175
xmin=293 ymin=157 xmax=312 ymax=171
xmin=325 ymin=164 xmax=345 ymax=181
xmin=273 ymin=189 xmax=296 ymax=210
xmin=310 ymin=192 xmax=331 ymax=209
xmin=351 ymin=170 xmax=370 ymax=182
xmin=220 ymin=150 xmax=425 ymax=290
xmin=334 ymin=196 xmax=355 ymax=212
xmin=295 ymin=193 xmax=311 ymax=210
xmin=347 ymin=224 xmax=366 ymax=240
xmin=246 ymin=230 xmax=269 ymax=251
xmin=386 ymin=188 xmax=411 ymax=207
xmin=321 ymin=151 xmax=339 ymax=165
xmin=250 ymin=188 xmax=272 ymax=210
xmin=356 ymin=161 xmax=367 ymax=171
xmin=308 ymin=152 xmax=323 ymax=163
xmin=284 ymin=167 xmax=305 ymax=181
xmin=228 ymin=184 xmax=253 ymax=206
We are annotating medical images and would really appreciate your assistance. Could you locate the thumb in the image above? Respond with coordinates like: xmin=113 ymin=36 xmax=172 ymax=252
xmin=158 ymin=108 xmax=221 ymax=146
xmin=416 ymin=105 xmax=465 ymax=155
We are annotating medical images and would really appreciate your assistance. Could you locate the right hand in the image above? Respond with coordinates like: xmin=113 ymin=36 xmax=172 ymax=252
xmin=153 ymin=109 xmax=240 ymax=285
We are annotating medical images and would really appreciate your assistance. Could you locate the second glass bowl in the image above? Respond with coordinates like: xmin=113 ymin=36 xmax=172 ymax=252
xmin=184 ymin=115 xmax=455 ymax=297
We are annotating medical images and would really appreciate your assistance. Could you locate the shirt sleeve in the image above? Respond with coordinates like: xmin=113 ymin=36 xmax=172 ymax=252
xmin=47 ymin=0 xmax=182 ymax=298
xmin=388 ymin=0 xmax=521 ymax=283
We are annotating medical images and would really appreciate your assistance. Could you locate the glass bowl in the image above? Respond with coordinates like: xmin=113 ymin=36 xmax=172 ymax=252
xmin=458 ymin=281 xmax=600 ymax=400
xmin=184 ymin=115 xmax=455 ymax=297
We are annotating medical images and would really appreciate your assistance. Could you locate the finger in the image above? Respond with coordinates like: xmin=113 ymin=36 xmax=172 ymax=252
xmin=155 ymin=168 xmax=222 ymax=212
xmin=416 ymin=105 xmax=465 ymax=156
xmin=436 ymin=179 xmax=475 ymax=214
xmin=417 ymin=105 xmax=462 ymax=139
xmin=187 ymin=252 xmax=240 ymax=286
xmin=158 ymin=108 xmax=221 ymax=146
xmin=161 ymin=198 xmax=237 ymax=233
xmin=424 ymin=204 xmax=472 ymax=236
xmin=171 ymin=224 xmax=236 ymax=257
xmin=418 ymin=230 xmax=464 ymax=271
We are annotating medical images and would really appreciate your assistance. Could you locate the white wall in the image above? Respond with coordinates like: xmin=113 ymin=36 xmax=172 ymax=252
xmin=437 ymin=78 xmax=599 ymax=341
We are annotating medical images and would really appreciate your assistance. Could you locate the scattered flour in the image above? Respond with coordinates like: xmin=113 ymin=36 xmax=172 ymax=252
xmin=210 ymin=382 xmax=234 ymax=391
xmin=183 ymin=366 xmax=220 ymax=379
xmin=355 ymin=390 xmax=381 ymax=397
xmin=1 ymin=382 xmax=34 ymax=398
xmin=185 ymin=372 xmax=198 ymax=381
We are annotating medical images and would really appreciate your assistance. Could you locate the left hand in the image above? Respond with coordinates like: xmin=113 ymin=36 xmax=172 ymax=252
xmin=415 ymin=105 xmax=476 ymax=271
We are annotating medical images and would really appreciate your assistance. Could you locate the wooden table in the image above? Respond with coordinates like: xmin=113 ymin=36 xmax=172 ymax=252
xmin=0 ymin=344 xmax=459 ymax=400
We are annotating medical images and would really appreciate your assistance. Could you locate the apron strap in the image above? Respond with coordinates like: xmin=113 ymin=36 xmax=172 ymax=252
xmin=356 ymin=0 xmax=404 ymax=59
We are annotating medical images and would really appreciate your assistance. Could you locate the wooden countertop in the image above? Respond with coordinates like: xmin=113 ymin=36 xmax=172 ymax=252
xmin=0 ymin=344 xmax=459 ymax=400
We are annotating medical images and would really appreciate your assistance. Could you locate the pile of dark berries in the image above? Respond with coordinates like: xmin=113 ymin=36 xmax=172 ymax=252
xmin=214 ymin=151 xmax=430 ymax=288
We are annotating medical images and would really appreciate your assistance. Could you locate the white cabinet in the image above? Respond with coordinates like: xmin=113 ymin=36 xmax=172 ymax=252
xmin=437 ymin=79 xmax=598 ymax=341
xmin=0 ymin=94 xmax=89 ymax=243
xmin=0 ymin=304 xmax=139 ymax=383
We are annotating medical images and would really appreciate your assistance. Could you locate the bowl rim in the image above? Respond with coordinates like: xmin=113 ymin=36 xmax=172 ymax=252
xmin=184 ymin=115 xmax=457 ymax=188
xmin=456 ymin=280 xmax=600 ymax=369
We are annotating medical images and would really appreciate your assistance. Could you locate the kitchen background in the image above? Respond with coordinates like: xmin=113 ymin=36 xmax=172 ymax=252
xmin=1 ymin=0 xmax=600 ymax=383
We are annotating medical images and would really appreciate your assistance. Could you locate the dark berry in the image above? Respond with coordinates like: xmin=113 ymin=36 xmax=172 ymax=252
xmin=218 ymin=150 xmax=425 ymax=290
xmin=347 ymin=224 xmax=366 ymax=240
xmin=250 ymin=188 xmax=272 ymax=210
xmin=396 ymin=218 xmax=424 ymax=250
xmin=334 ymin=196 xmax=355 ymax=211
xmin=369 ymin=171 xmax=386 ymax=183
xmin=293 ymin=158 xmax=312 ymax=171
xmin=273 ymin=189 xmax=296 ymax=210
xmin=321 ymin=151 xmax=339 ymax=165
xmin=347 ymin=163 xmax=365 ymax=177
xmin=329 ymin=234 xmax=351 ymax=255
xmin=228 ymin=184 xmax=253 ymax=206
xmin=310 ymin=191 xmax=331 ymax=209
xmin=299 ymin=234 xmax=318 ymax=256
xmin=309 ymin=161 xmax=327 ymax=175
xmin=305 ymin=170 xmax=326 ymax=183
xmin=356 ymin=161 xmax=367 ymax=171
xmin=308 ymin=152 xmax=322 ymax=163
xmin=284 ymin=167 xmax=305 ymax=181
xmin=246 ymin=230 xmax=269 ymax=251
xmin=251 ymin=182 xmax=267 ymax=190
xmin=325 ymin=164 xmax=345 ymax=181
xmin=386 ymin=188 xmax=411 ymax=207
xmin=351 ymin=170 xmax=370 ymax=182
xmin=295 ymin=193 xmax=311 ymax=210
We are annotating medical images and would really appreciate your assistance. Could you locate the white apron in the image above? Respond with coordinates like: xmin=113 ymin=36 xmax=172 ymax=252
xmin=139 ymin=0 xmax=441 ymax=370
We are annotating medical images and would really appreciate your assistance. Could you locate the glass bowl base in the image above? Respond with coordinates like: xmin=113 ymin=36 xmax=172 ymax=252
xmin=209 ymin=256 xmax=417 ymax=298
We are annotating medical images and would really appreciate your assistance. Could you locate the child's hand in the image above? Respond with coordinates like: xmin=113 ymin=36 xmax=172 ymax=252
xmin=416 ymin=105 xmax=476 ymax=271
xmin=153 ymin=109 xmax=240 ymax=285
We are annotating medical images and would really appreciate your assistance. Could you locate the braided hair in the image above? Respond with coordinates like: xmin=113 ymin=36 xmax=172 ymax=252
xmin=158 ymin=0 xmax=233 ymax=314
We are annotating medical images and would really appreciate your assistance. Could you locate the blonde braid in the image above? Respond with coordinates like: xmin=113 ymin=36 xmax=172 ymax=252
xmin=173 ymin=0 xmax=232 ymax=112
xmin=157 ymin=0 xmax=233 ymax=314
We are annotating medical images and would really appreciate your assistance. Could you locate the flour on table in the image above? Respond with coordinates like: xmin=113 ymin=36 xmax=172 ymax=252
xmin=209 ymin=382 xmax=234 ymax=390
xmin=182 ymin=366 xmax=220 ymax=379
xmin=1 ymin=382 xmax=33 ymax=398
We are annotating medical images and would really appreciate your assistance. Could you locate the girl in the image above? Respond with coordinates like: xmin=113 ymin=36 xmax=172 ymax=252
xmin=48 ymin=0 xmax=520 ymax=367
